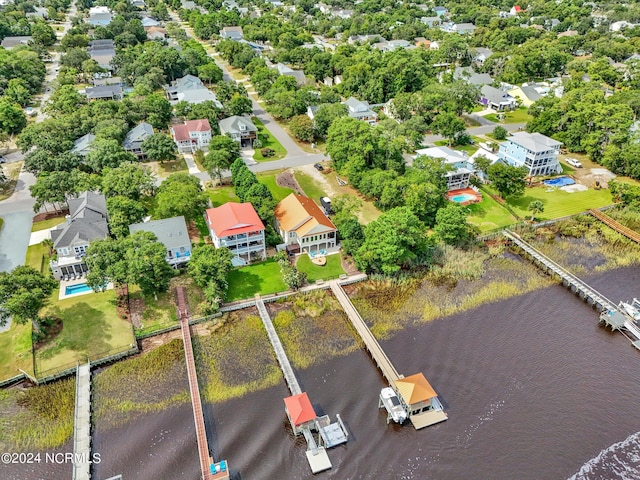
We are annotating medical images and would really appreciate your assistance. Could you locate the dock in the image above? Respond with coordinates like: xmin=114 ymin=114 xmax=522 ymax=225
xmin=177 ymin=287 xmax=229 ymax=480
xmin=329 ymin=281 xmax=447 ymax=429
xmin=504 ymin=230 xmax=640 ymax=349
xmin=72 ymin=362 xmax=91 ymax=480
xmin=590 ymin=209 xmax=640 ymax=244
xmin=256 ymin=297 xmax=347 ymax=474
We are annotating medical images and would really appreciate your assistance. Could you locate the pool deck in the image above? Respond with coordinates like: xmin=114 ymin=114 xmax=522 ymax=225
xmin=447 ymin=187 xmax=482 ymax=205
xmin=58 ymin=279 xmax=114 ymax=300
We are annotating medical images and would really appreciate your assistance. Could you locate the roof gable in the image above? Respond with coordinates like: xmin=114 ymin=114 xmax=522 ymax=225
xmin=394 ymin=373 xmax=437 ymax=405
xmin=205 ymin=202 xmax=265 ymax=237
xmin=128 ymin=216 xmax=191 ymax=250
xmin=274 ymin=194 xmax=336 ymax=235
xmin=284 ymin=392 xmax=316 ymax=426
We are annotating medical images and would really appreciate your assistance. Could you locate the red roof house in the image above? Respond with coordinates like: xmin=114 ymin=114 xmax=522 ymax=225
xmin=284 ymin=392 xmax=316 ymax=434
xmin=170 ymin=118 xmax=212 ymax=153
xmin=205 ymin=202 xmax=266 ymax=264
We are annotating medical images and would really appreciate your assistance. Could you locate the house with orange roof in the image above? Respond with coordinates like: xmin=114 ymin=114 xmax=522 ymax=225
xmin=205 ymin=202 xmax=266 ymax=265
xmin=274 ymin=194 xmax=337 ymax=254
xmin=283 ymin=392 xmax=317 ymax=435
xmin=393 ymin=373 xmax=448 ymax=429
xmin=170 ymin=119 xmax=212 ymax=153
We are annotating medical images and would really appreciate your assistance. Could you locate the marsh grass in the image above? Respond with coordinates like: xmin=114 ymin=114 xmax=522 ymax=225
xmin=193 ymin=311 xmax=282 ymax=402
xmin=271 ymin=290 xmax=361 ymax=370
xmin=0 ymin=379 xmax=74 ymax=450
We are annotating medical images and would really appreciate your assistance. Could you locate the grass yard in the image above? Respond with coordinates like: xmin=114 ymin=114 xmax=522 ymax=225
xmin=257 ymin=170 xmax=294 ymax=201
xmin=0 ymin=161 xmax=23 ymax=201
xmin=252 ymin=117 xmax=287 ymax=162
xmin=145 ymin=158 xmax=188 ymax=178
xmin=0 ymin=321 xmax=33 ymax=381
xmin=466 ymin=195 xmax=519 ymax=232
xmin=207 ymin=185 xmax=240 ymax=206
xmin=31 ymin=216 xmax=65 ymax=232
xmin=296 ymin=254 xmax=345 ymax=283
xmin=505 ymin=186 xmax=614 ymax=220
xmin=434 ymin=140 xmax=478 ymax=155
xmin=294 ymin=171 xmax=326 ymax=201
xmin=25 ymin=243 xmax=50 ymax=273
xmin=226 ymin=258 xmax=287 ymax=301
xmin=35 ymin=290 xmax=135 ymax=377
xmin=130 ymin=287 xmax=178 ymax=336
xmin=484 ymin=107 xmax=530 ymax=124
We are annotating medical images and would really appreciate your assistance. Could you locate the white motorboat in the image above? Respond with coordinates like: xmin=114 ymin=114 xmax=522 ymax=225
xmin=620 ymin=301 xmax=640 ymax=322
xmin=380 ymin=387 xmax=407 ymax=424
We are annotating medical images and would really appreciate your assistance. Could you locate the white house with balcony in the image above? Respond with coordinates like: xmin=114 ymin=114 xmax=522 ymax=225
xmin=50 ymin=192 xmax=109 ymax=281
xmin=128 ymin=216 xmax=192 ymax=267
xmin=205 ymin=202 xmax=266 ymax=265
xmin=498 ymin=132 xmax=562 ymax=177
xmin=170 ymin=119 xmax=212 ymax=153
xmin=414 ymin=146 xmax=474 ymax=191
xmin=274 ymin=194 xmax=337 ymax=255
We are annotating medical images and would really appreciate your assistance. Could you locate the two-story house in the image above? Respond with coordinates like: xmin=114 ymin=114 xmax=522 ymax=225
xmin=165 ymin=75 xmax=223 ymax=107
xmin=274 ymin=194 xmax=337 ymax=255
xmin=87 ymin=39 xmax=115 ymax=71
xmin=498 ymin=132 xmax=562 ymax=177
xmin=170 ymin=119 xmax=212 ymax=153
xmin=414 ymin=146 xmax=474 ymax=191
xmin=480 ymin=85 xmax=516 ymax=111
xmin=129 ymin=216 xmax=192 ymax=267
xmin=218 ymin=116 xmax=258 ymax=147
xmin=123 ymin=122 xmax=154 ymax=159
xmin=71 ymin=133 xmax=96 ymax=157
xmin=220 ymin=26 xmax=244 ymax=40
xmin=50 ymin=191 xmax=109 ymax=280
xmin=343 ymin=97 xmax=378 ymax=125
xmin=205 ymin=202 xmax=266 ymax=265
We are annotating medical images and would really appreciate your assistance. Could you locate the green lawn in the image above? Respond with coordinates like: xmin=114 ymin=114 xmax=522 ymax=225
xmin=130 ymin=286 xmax=178 ymax=336
xmin=207 ymin=185 xmax=240 ymax=206
xmin=145 ymin=158 xmax=188 ymax=178
xmin=484 ymin=107 xmax=530 ymax=124
xmin=434 ymin=140 xmax=478 ymax=155
xmin=25 ymin=243 xmax=50 ymax=273
xmin=252 ymin=117 xmax=287 ymax=162
xmin=257 ymin=170 xmax=294 ymax=201
xmin=0 ymin=321 xmax=33 ymax=381
xmin=296 ymin=254 xmax=345 ymax=283
xmin=295 ymin=171 xmax=327 ymax=200
xmin=505 ymin=186 xmax=614 ymax=220
xmin=226 ymin=258 xmax=287 ymax=301
xmin=35 ymin=290 xmax=135 ymax=377
xmin=466 ymin=195 xmax=519 ymax=232
xmin=31 ymin=216 xmax=65 ymax=232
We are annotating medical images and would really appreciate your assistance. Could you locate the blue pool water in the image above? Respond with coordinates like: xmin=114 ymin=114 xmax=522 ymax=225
xmin=65 ymin=283 xmax=94 ymax=295
xmin=543 ymin=176 xmax=575 ymax=187
xmin=451 ymin=193 xmax=477 ymax=203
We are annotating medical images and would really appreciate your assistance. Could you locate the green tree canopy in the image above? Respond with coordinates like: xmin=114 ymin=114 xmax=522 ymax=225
xmin=141 ymin=133 xmax=178 ymax=163
xmin=487 ymin=163 xmax=528 ymax=199
xmin=0 ymin=266 xmax=57 ymax=331
xmin=101 ymin=162 xmax=156 ymax=200
xmin=155 ymin=173 xmax=208 ymax=221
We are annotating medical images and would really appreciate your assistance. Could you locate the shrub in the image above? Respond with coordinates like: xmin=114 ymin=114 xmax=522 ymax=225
xmin=260 ymin=148 xmax=275 ymax=157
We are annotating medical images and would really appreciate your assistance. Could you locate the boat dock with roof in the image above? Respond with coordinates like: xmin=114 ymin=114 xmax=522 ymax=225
xmin=504 ymin=230 xmax=640 ymax=351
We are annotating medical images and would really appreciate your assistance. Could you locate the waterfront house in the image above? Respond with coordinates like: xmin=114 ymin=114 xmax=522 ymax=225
xmin=284 ymin=392 xmax=316 ymax=435
xmin=205 ymin=202 xmax=266 ymax=265
xmin=274 ymin=194 xmax=337 ymax=255
xmin=129 ymin=216 xmax=192 ymax=267
xmin=71 ymin=133 xmax=96 ymax=157
xmin=218 ymin=115 xmax=258 ymax=147
xmin=498 ymin=131 xmax=562 ymax=177
xmin=123 ymin=122 xmax=154 ymax=159
xmin=170 ymin=119 xmax=212 ymax=153
xmin=50 ymin=192 xmax=109 ymax=280
xmin=414 ymin=146 xmax=474 ymax=191
xmin=393 ymin=373 xmax=448 ymax=429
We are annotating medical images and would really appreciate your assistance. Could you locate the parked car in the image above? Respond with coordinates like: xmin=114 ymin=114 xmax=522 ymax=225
xmin=319 ymin=196 xmax=333 ymax=215
xmin=313 ymin=163 xmax=324 ymax=171
xmin=566 ymin=158 xmax=582 ymax=168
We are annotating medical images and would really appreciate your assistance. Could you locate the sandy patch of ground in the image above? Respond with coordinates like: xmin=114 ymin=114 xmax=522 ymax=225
xmin=561 ymin=184 xmax=589 ymax=193
xmin=276 ymin=169 xmax=304 ymax=194
xmin=298 ymin=164 xmax=341 ymax=197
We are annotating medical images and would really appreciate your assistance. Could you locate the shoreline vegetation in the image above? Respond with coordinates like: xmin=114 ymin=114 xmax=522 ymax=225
xmin=2 ymin=215 xmax=640 ymax=451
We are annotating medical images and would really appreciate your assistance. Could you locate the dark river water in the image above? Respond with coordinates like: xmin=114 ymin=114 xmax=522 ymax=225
xmin=5 ymin=266 xmax=640 ymax=480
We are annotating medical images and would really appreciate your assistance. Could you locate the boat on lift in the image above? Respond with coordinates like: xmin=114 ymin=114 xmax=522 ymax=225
xmin=619 ymin=300 xmax=640 ymax=322
xmin=379 ymin=387 xmax=407 ymax=425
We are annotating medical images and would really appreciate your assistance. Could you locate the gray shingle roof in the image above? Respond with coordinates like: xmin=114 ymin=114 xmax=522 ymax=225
xmin=507 ymin=132 xmax=562 ymax=152
xmin=218 ymin=115 xmax=257 ymax=135
xmin=51 ymin=192 xmax=109 ymax=249
xmin=124 ymin=123 xmax=154 ymax=149
xmin=85 ymin=85 xmax=122 ymax=99
xmin=129 ymin=216 xmax=191 ymax=251
xmin=71 ymin=134 xmax=96 ymax=156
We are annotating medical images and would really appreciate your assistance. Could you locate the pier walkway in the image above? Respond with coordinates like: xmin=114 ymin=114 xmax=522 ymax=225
xmin=177 ymin=288 xmax=229 ymax=480
xmin=589 ymin=209 xmax=640 ymax=244
xmin=503 ymin=230 xmax=617 ymax=312
xmin=72 ymin=362 xmax=91 ymax=480
xmin=329 ymin=282 xmax=400 ymax=383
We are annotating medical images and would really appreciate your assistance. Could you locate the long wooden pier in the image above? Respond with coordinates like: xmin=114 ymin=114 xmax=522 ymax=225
xmin=589 ymin=209 xmax=640 ymax=244
xmin=503 ymin=230 xmax=618 ymax=312
xmin=177 ymin=288 xmax=229 ymax=480
xmin=329 ymin=281 xmax=400 ymax=383
xmin=72 ymin=362 xmax=91 ymax=480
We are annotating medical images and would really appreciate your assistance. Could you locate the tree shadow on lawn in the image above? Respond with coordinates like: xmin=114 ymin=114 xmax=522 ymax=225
xmin=227 ymin=270 xmax=272 ymax=300
xmin=37 ymin=302 xmax=114 ymax=361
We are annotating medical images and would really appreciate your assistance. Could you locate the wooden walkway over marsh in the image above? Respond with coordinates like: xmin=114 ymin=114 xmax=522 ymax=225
xmin=72 ymin=362 xmax=91 ymax=480
xmin=329 ymin=281 xmax=400 ymax=384
xmin=590 ymin=209 xmax=640 ymax=244
xmin=177 ymin=287 xmax=229 ymax=480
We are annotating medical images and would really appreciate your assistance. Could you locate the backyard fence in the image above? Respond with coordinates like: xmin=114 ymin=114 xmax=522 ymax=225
xmin=135 ymin=312 xmax=223 ymax=340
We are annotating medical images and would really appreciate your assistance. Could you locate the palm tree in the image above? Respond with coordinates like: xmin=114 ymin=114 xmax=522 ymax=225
xmin=41 ymin=238 xmax=54 ymax=257
xmin=528 ymin=200 xmax=545 ymax=222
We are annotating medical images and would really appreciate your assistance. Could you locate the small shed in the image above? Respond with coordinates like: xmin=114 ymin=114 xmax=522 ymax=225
xmin=394 ymin=373 xmax=448 ymax=429
xmin=284 ymin=392 xmax=316 ymax=435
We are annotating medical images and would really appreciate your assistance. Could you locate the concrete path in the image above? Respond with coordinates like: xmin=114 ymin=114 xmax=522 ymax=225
xmin=29 ymin=228 xmax=51 ymax=246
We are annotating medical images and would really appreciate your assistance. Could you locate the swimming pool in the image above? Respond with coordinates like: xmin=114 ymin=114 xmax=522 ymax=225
xmin=543 ymin=176 xmax=575 ymax=187
xmin=64 ymin=283 xmax=94 ymax=295
xmin=451 ymin=193 xmax=478 ymax=203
